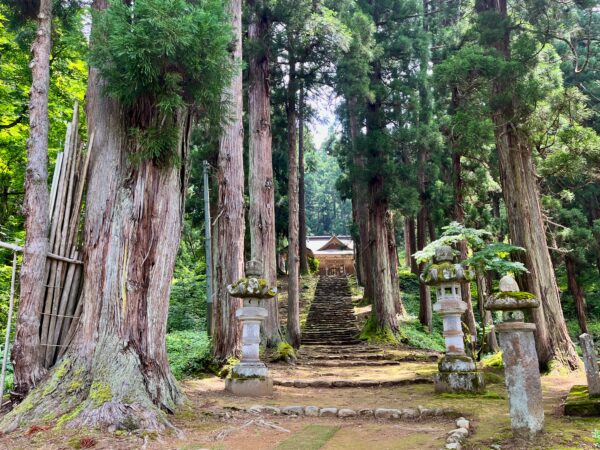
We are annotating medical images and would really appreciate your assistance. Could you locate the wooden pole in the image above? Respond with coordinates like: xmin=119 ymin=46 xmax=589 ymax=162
xmin=0 ymin=253 xmax=18 ymax=402
xmin=0 ymin=241 xmax=82 ymax=265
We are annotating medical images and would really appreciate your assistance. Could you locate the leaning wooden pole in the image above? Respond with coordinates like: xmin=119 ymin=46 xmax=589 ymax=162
xmin=0 ymin=253 xmax=18 ymax=403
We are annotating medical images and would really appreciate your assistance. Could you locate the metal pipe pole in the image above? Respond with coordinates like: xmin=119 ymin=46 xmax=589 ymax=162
xmin=203 ymin=161 xmax=213 ymax=336
xmin=0 ymin=253 xmax=18 ymax=402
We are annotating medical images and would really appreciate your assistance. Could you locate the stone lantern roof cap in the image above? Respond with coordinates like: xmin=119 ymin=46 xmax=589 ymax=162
xmin=420 ymin=245 xmax=474 ymax=285
xmin=227 ymin=260 xmax=278 ymax=299
xmin=485 ymin=276 xmax=539 ymax=311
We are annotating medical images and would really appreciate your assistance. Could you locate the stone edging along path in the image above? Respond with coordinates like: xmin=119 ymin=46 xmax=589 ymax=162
xmin=273 ymin=377 xmax=432 ymax=388
xmin=231 ymin=404 xmax=471 ymax=450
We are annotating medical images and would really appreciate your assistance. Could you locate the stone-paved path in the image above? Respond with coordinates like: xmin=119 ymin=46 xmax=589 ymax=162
xmin=301 ymin=276 xmax=360 ymax=345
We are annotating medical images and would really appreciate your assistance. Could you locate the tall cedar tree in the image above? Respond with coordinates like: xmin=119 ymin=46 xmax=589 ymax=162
xmin=213 ymin=0 xmax=245 ymax=360
xmin=475 ymin=0 xmax=579 ymax=369
xmin=12 ymin=0 xmax=51 ymax=397
xmin=248 ymin=0 xmax=282 ymax=345
xmin=2 ymin=0 xmax=231 ymax=430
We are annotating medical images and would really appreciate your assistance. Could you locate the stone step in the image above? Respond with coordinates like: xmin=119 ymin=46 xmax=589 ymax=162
xmin=274 ymin=377 xmax=432 ymax=388
xmin=298 ymin=360 xmax=401 ymax=367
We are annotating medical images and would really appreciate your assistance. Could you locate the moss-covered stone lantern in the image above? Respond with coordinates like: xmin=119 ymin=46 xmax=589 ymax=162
xmin=421 ymin=245 xmax=485 ymax=393
xmin=225 ymin=260 xmax=277 ymax=397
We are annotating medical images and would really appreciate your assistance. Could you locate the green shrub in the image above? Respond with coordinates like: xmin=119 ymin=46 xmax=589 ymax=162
xmin=168 ymin=272 xmax=206 ymax=332
xmin=276 ymin=342 xmax=296 ymax=361
xmin=399 ymin=320 xmax=445 ymax=352
xmin=166 ymin=331 xmax=212 ymax=379
xmin=398 ymin=270 xmax=420 ymax=295
xmin=308 ymin=256 xmax=320 ymax=274
xmin=481 ymin=352 xmax=503 ymax=369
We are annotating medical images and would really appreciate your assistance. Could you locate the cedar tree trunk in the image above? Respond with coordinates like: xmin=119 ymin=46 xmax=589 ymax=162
xmin=248 ymin=0 xmax=281 ymax=346
xmin=2 ymin=60 xmax=189 ymax=431
xmin=12 ymin=0 xmax=52 ymax=397
xmin=286 ymin=57 xmax=301 ymax=348
xmin=298 ymin=85 xmax=309 ymax=275
xmin=213 ymin=0 xmax=245 ymax=360
xmin=477 ymin=0 xmax=579 ymax=369
xmin=565 ymin=254 xmax=588 ymax=334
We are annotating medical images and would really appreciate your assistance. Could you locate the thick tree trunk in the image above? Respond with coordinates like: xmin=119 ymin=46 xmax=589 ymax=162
xmin=287 ymin=61 xmax=301 ymax=349
xmin=213 ymin=0 xmax=245 ymax=360
xmin=368 ymin=178 xmax=399 ymax=332
xmin=2 ymin=59 xmax=189 ymax=432
xmin=12 ymin=0 xmax=52 ymax=397
xmin=407 ymin=217 xmax=418 ymax=274
xmin=452 ymin=151 xmax=477 ymax=343
xmin=403 ymin=218 xmax=412 ymax=268
xmin=248 ymin=0 xmax=280 ymax=346
xmin=417 ymin=209 xmax=432 ymax=331
xmin=476 ymin=272 xmax=499 ymax=353
xmin=565 ymin=254 xmax=588 ymax=334
xmin=477 ymin=0 xmax=579 ymax=370
xmin=298 ymin=86 xmax=309 ymax=275
xmin=386 ymin=212 xmax=406 ymax=317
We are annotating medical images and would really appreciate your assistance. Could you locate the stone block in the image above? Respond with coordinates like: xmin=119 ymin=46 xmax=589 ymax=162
xmin=319 ymin=407 xmax=338 ymax=417
xmin=455 ymin=417 xmax=470 ymax=430
xmin=564 ymin=385 xmax=600 ymax=417
xmin=434 ymin=371 xmax=485 ymax=394
xmin=247 ymin=405 xmax=280 ymax=415
xmin=580 ymin=334 xmax=600 ymax=397
xmin=281 ymin=406 xmax=304 ymax=416
xmin=338 ymin=408 xmax=357 ymax=418
xmin=304 ymin=406 xmax=320 ymax=417
xmin=374 ymin=408 xmax=401 ymax=419
xmin=358 ymin=408 xmax=374 ymax=417
xmin=401 ymin=408 xmax=419 ymax=419
xmin=225 ymin=377 xmax=273 ymax=397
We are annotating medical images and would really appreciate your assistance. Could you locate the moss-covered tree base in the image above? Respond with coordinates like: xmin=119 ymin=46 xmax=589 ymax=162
xmin=1 ymin=337 xmax=183 ymax=434
xmin=564 ymin=385 xmax=600 ymax=417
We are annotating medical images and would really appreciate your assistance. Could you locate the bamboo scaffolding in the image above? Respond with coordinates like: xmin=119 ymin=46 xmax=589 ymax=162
xmin=36 ymin=102 xmax=90 ymax=368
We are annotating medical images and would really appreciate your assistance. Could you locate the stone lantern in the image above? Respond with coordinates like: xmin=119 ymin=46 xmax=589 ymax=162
xmin=485 ymin=276 xmax=544 ymax=439
xmin=421 ymin=245 xmax=485 ymax=393
xmin=225 ymin=260 xmax=276 ymax=397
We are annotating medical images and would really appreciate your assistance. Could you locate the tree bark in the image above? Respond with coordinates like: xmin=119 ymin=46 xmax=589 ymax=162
xmin=407 ymin=217 xmax=418 ymax=274
xmin=213 ymin=0 xmax=245 ymax=361
xmin=565 ymin=254 xmax=588 ymax=335
xmin=417 ymin=209 xmax=432 ymax=331
xmin=2 ymin=53 xmax=190 ymax=432
xmin=368 ymin=178 xmax=399 ymax=332
xmin=12 ymin=0 xmax=52 ymax=397
xmin=286 ymin=56 xmax=301 ymax=349
xmin=365 ymin=64 xmax=400 ymax=333
xmin=248 ymin=0 xmax=281 ymax=347
xmin=403 ymin=218 xmax=412 ymax=268
xmin=452 ymin=151 xmax=477 ymax=343
xmin=476 ymin=0 xmax=579 ymax=370
xmin=298 ymin=85 xmax=309 ymax=275
xmin=476 ymin=272 xmax=499 ymax=353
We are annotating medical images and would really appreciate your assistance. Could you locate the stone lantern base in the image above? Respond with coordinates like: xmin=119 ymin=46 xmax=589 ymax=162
xmin=225 ymin=361 xmax=273 ymax=397
xmin=225 ymin=377 xmax=273 ymax=397
xmin=434 ymin=355 xmax=485 ymax=394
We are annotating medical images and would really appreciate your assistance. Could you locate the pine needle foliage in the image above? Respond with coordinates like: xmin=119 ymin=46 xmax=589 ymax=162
xmin=89 ymin=0 xmax=232 ymax=164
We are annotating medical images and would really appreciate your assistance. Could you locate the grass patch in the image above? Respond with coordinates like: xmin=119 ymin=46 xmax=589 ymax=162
xmin=438 ymin=391 xmax=504 ymax=400
xmin=275 ymin=425 xmax=340 ymax=450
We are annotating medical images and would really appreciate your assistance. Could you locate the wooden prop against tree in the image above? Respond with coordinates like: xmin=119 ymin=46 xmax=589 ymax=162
xmin=38 ymin=103 xmax=92 ymax=368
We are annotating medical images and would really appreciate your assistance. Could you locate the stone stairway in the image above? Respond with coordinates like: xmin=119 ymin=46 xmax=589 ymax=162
xmin=301 ymin=276 xmax=360 ymax=346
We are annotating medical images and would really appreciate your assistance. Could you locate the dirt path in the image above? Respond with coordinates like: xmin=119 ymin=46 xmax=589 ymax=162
xmin=0 ymin=362 xmax=595 ymax=450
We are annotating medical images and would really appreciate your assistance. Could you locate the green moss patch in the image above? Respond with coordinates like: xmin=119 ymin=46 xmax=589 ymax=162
xmin=275 ymin=424 xmax=340 ymax=450
xmin=359 ymin=315 xmax=399 ymax=344
xmin=565 ymin=385 xmax=600 ymax=417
